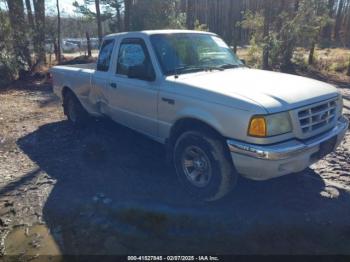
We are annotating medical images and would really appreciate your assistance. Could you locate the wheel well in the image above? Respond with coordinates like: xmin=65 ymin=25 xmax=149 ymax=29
xmin=61 ymin=86 xmax=75 ymax=115
xmin=62 ymin=86 xmax=72 ymax=99
xmin=168 ymin=118 xmax=224 ymax=148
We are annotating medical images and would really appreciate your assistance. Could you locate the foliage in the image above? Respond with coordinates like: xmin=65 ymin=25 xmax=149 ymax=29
xmin=242 ymin=0 xmax=332 ymax=70
xmin=0 ymin=9 xmax=16 ymax=85
xmin=73 ymin=0 xmax=97 ymax=19
xmin=194 ymin=20 xmax=208 ymax=32
xmin=130 ymin=0 xmax=183 ymax=30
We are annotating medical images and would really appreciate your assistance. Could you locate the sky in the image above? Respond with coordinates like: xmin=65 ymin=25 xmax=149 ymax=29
xmin=46 ymin=0 xmax=95 ymax=16
xmin=0 ymin=0 xmax=95 ymax=16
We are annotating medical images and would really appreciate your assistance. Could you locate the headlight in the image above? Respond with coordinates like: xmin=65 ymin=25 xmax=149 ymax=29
xmin=248 ymin=112 xmax=292 ymax=137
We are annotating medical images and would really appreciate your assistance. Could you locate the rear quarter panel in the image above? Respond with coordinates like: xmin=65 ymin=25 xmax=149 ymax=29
xmin=51 ymin=65 xmax=96 ymax=114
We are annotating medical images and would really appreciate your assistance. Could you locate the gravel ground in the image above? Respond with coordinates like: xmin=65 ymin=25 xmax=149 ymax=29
xmin=0 ymin=79 xmax=349 ymax=257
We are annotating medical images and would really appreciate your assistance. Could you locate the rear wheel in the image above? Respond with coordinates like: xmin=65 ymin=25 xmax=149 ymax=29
xmin=173 ymin=130 xmax=237 ymax=201
xmin=63 ymin=90 xmax=90 ymax=127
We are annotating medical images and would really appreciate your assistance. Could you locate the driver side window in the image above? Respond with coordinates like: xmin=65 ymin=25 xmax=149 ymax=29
xmin=116 ymin=38 xmax=155 ymax=80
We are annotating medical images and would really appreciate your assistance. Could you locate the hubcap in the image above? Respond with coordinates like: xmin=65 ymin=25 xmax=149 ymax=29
xmin=181 ymin=146 xmax=212 ymax=188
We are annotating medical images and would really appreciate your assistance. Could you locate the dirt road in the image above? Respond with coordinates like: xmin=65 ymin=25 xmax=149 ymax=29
xmin=0 ymin=80 xmax=349 ymax=257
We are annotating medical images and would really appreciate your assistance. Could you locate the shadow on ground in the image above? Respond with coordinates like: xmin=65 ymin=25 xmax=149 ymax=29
xmin=16 ymin=119 xmax=350 ymax=255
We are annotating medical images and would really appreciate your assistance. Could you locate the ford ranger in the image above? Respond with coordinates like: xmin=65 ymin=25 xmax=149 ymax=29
xmin=51 ymin=30 xmax=349 ymax=201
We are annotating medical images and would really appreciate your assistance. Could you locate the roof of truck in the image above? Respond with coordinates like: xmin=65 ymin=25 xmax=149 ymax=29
xmin=104 ymin=29 xmax=216 ymax=39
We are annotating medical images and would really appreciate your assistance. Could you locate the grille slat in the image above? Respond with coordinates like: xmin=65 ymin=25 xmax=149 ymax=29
xmin=300 ymin=114 xmax=334 ymax=129
xmin=298 ymin=106 xmax=336 ymax=120
xmin=297 ymin=98 xmax=337 ymax=135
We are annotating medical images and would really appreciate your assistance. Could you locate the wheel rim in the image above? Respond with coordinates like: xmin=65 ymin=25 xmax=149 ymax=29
xmin=181 ymin=145 xmax=212 ymax=188
xmin=68 ymin=98 xmax=77 ymax=123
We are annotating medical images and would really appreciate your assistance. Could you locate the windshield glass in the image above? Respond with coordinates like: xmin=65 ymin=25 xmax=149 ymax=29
xmin=150 ymin=33 xmax=243 ymax=76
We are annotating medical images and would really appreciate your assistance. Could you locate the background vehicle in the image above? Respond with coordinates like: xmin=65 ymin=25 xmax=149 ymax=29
xmin=51 ymin=30 xmax=348 ymax=201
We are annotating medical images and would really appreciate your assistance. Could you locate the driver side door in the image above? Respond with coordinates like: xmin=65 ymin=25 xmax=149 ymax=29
xmin=105 ymin=38 xmax=159 ymax=139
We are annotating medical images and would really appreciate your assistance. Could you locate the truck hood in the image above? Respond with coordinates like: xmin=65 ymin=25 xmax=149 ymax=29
xmin=167 ymin=68 xmax=338 ymax=113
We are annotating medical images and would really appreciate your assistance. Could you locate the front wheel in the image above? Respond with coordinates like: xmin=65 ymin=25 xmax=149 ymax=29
xmin=173 ymin=131 xmax=238 ymax=201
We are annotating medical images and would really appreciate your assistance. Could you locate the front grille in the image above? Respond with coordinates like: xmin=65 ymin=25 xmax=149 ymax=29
xmin=298 ymin=98 xmax=337 ymax=134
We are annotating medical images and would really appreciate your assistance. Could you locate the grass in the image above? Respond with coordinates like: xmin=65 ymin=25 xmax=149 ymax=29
xmin=236 ymin=46 xmax=350 ymax=84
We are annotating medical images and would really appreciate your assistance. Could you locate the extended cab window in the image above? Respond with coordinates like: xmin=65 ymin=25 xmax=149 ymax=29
xmin=116 ymin=38 xmax=155 ymax=80
xmin=97 ymin=39 xmax=115 ymax=72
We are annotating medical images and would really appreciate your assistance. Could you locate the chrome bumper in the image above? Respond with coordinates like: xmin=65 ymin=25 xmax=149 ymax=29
xmin=227 ymin=116 xmax=349 ymax=161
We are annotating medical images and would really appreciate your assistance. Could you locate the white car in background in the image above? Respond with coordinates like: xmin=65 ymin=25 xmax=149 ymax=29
xmin=62 ymin=41 xmax=80 ymax=53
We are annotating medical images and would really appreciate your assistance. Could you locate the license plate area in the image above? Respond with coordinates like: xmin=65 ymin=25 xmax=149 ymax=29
xmin=313 ymin=136 xmax=337 ymax=160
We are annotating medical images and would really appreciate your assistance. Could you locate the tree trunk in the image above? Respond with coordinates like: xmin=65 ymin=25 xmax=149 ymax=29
xmin=334 ymin=0 xmax=344 ymax=43
xmin=294 ymin=0 xmax=300 ymax=12
xmin=6 ymin=0 xmax=32 ymax=69
xmin=308 ymin=42 xmax=316 ymax=65
xmin=186 ymin=0 xmax=195 ymax=29
xmin=95 ymin=0 xmax=103 ymax=45
xmin=116 ymin=1 xmax=123 ymax=32
xmin=33 ymin=0 xmax=46 ymax=64
xmin=321 ymin=0 xmax=335 ymax=46
xmin=53 ymin=41 xmax=59 ymax=61
xmin=280 ymin=0 xmax=299 ymax=70
xmin=24 ymin=0 xmax=35 ymax=31
xmin=124 ymin=0 xmax=132 ymax=31
xmin=86 ymin=32 xmax=92 ymax=57
xmin=56 ymin=0 xmax=62 ymax=64
xmin=262 ymin=0 xmax=271 ymax=70
xmin=208 ymin=0 xmax=219 ymax=33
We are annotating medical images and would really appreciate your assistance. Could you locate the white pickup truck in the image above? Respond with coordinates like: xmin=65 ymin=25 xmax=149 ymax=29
xmin=51 ymin=30 xmax=348 ymax=201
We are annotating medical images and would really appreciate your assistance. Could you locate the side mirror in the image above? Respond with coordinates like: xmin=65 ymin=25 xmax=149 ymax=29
xmin=127 ymin=64 xmax=155 ymax=82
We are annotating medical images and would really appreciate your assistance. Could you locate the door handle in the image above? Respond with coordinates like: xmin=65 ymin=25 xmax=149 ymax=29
xmin=110 ymin=82 xmax=117 ymax=88
xmin=162 ymin=97 xmax=175 ymax=105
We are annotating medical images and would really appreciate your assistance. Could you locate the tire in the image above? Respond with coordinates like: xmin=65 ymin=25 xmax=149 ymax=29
xmin=173 ymin=130 xmax=237 ymax=201
xmin=63 ymin=90 xmax=90 ymax=127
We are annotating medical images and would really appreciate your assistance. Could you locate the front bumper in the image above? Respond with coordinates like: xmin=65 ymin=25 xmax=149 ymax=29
xmin=227 ymin=116 xmax=349 ymax=181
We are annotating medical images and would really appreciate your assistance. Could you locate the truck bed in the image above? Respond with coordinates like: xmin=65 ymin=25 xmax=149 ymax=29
xmin=57 ymin=63 xmax=96 ymax=70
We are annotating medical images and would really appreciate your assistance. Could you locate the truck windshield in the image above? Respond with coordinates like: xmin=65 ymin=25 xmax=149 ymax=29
xmin=150 ymin=33 xmax=244 ymax=76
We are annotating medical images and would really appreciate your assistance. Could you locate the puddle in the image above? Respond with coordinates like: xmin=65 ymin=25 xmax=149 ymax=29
xmin=5 ymin=224 xmax=62 ymax=257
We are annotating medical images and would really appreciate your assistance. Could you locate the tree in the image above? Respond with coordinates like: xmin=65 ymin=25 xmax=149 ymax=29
xmin=321 ymin=0 xmax=336 ymax=47
xmin=0 ymin=4 xmax=18 ymax=85
xmin=95 ymin=0 xmax=103 ymax=44
xmin=186 ymin=0 xmax=195 ymax=29
xmin=86 ymin=31 xmax=92 ymax=57
xmin=6 ymin=0 xmax=32 ymax=69
xmin=124 ymin=0 xmax=132 ymax=31
xmin=334 ymin=0 xmax=344 ymax=43
xmin=305 ymin=1 xmax=329 ymax=65
xmin=130 ymin=0 xmax=181 ymax=30
xmin=33 ymin=0 xmax=46 ymax=64
xmin=262 ymin=0 xmax=272 ymax=70
xmin=25 ymin=0 xmax=36 ymax=32
xmin=102 ymin=0 xmax=124 ymax=32
xmin=57 ymin=0 xmax=62 ymax=64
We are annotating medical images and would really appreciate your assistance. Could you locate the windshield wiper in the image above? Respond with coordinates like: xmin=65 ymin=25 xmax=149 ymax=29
xmin=172 ymin=66 xmax=210 ymax=77
xmin=173 ymin=65 xmax=224 ymax=77
xmin=175 ymin=66 xmax=206 ymax=74
xmin=172 ymin=63 xmax=242 ymax=77
xmin=218 ymin=63 xmax=243 ymax=70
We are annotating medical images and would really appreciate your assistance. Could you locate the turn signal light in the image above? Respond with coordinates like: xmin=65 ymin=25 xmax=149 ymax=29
xmin=248 ymin=117 xmax=267 ymax=137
